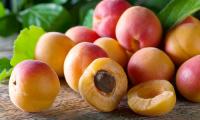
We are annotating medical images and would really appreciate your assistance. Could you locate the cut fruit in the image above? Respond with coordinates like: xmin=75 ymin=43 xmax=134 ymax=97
xmin=128 ymin=80 xmax=176 ymax=116
xmin=79 ymin=58 xmax=128 ymax=112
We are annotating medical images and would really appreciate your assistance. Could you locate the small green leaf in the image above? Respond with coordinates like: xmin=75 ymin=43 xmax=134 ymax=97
xmin=129 ymin=0 xmax=171 ymax=13
xmin=10 ymin=26 xmax=45 ymax=66
xmin=0 ymin=1 xmax=5 ymax=17
xmin=0 ymin=58 xmax=12 ymax=83
xmin=82 ymin=9 xmax=94 ymax=28
xmin=0 ymin=14 xmax=21 ymax=37
xmin=19 ymin=3 xmax=73 ymax=32
xmin=158 ymin=0 xmax=200 ymax=30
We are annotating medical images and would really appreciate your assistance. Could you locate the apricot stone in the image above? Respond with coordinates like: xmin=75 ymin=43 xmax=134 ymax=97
xmin=9 ymin=60 xmax=60 ymax=112
xmin=128 ymin=80 xmax=176 ymax=116
xmin=116 ymin=6 xmax=162 ymax=52
xmin=165 ymin=16 xmax=200 ymax=65
xmin=65 ymin=26 xmax=100 ymax=43
xmin=64 ymin=42 xmax=108 ymax=92
xmin=93 ymin=0 xmax=131 ymax=38
xmin=176 ymin=55 xmax=200 ymax=102
xmin=94 ymin=37 xmax=128 ymax=68
xmin=35 ymin=32 xmax=75 ymax=77
xmin=79 ymin=58 xmax=128 ymax=112
xmin=128 ymin=47 xmax=175 ymax=85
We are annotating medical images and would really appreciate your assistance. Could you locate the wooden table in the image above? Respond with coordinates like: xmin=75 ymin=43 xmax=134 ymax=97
xmin=0 ymin=36 xmax=200 ymax=120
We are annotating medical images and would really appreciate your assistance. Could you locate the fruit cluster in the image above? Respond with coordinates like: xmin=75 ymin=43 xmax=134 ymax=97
xmin=9 ymin=0 xmax=200 ymax=117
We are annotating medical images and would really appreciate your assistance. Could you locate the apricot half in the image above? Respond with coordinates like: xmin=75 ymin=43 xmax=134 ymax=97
xmin=79 ymin=58 xmax=128 ymax=112
xmin=9 ymin=60 xmax=60 ymax=112
xmin=128 ymin=80 xmax=176 ymax=116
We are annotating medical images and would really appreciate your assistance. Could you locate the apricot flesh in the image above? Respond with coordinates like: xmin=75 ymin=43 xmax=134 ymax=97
xmin=94 ymin=37 xmax=129 ymax=68
xmin=9 ymin=60 xmax=60 ymax=112
xmin=128 ymin=80 xmax=176 ymax=116
xmin=79 ymin=58 xmax=128 ymax=112
xmin=35 ymin=32 xmax=75 ymax=77
xmin=64 ymin=42 xmax=108 ymax=92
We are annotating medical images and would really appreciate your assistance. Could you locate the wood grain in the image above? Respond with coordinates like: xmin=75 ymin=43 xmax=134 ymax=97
xmin=0 ymin=80 xmax=200 ymax=120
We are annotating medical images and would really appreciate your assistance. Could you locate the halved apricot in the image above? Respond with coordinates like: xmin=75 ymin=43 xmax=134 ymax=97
xmin=128 ymin=80 xmax=176 ymax=116
xmin=79 ymin=58 xmax=128 ymax=112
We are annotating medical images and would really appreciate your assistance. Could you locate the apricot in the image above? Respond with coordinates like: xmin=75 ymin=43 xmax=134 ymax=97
xmin=176 ymin=55 xmax=200 ymax=102
xmin=116 ymin=6 xmax=162 ymax=52
xmin=35 ymin=32 xmax=75 ymax=77
xmin=93 ymin=0 xmax=131 ymax=38
xmin=128 ymin=80 xmax=176 ymax=116
xmin=128 ymin=47 xmax=175 ymax=85
xmin=65 ymin=26 xmax=100 ymax=43
xmin=94 ymin=37 xmax=128 ymax=68
xmin=64 ymin=42 xmax=108 ymax=92
xmin=165 ymin=16 xmax=200 ymax=65
xmin=9 ymin=60 xmax=60 ymax=112
xmin=79 ymin=58 xmax=128 ymax=112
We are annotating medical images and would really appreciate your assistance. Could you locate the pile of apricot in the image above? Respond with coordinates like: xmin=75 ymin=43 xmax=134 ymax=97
xmin=8 ymin=0 xmax=200 ymax=117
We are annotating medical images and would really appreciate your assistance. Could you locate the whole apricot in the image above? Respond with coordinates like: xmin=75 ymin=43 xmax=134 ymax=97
xmin=79 ymin=58 xmax=128 ymax=112
xmin=35 ymin=32 xmax=75 ymax=77
xmin=64 ymin=42 xmax=108 ymax=92
xmin=94 ymin=37 xmax=128 ymax=68
xmin=9 ymin=60 xmax=60 ymax=112
xmin=128 ymin=80 xmax=176 ymax=116
xmin=65 ymin=26 xmax=100 ymax=43
xmin=128 ymin=47 xmax=175 ymax=85
xmin=165 ymin=16 xmax=200 ymax=65
xmin=93 ymin=0 xmax=131 ymax=38
xmin=176 ymin=55 xmax=200 ymax=102
xmin=116 ymin=6 xmax=162 ymax=52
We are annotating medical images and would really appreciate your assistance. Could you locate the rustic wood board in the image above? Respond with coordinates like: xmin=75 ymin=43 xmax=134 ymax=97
xmin=1 ymin=80 xmax=200 ymax=120
xmin=1 ymin=36 xmax=200 ymax=120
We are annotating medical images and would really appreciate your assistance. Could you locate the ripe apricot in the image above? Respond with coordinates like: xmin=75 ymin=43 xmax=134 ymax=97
xmin=128 ymin=80 xmax=176 ymax=116
xmin=176 ymin=55 xmax=200 ymax=102
xmin=79 ymin=58 xmax=128 ymax=112
xmin=116 ymin=6 xmax=162 ymax=52
xmin=165 ymin=16 xmax=200 ymax=65
xmin=35 ymin=32 xmax=75 ymax=77
xmin=9 ymin=60 xmax=60 ymax=112
xmin=94 ymin=37 xmax=128 ymax=68
xmin=128 ymin=47 xmax=175 ymax=85
xmin=93 ymin=0 xmax=131 ymax=38
xmin=65 ymin=26 xmax=100 ymax=43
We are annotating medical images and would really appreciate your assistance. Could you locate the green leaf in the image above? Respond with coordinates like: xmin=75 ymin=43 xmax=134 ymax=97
xmin=82 ymin=9 xmax=94 ymax=28
xmin=0 ymin=14 xmax=21 ymax=37
xmin=158 ymin=0 xmax=200 ymax=30
xmin=79 ymin=1 xmax=99 ymax=23
xmin=0 ymin=58 xmax=12 ymax=83
xmin=0 ymin=1 xmax=5 ymax=17
xmin=19 ymin=3 xmax=73 ymax=32
xmin=129 ymin=0 xmax=171 ymax=13
xmin=11 ymin=0 xmax=28 ymax=13
xmin=10 ymin=26 xmax=45 ymax=66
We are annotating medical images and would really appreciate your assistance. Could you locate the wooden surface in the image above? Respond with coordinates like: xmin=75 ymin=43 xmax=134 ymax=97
xmin=1 ymin=36 xmax=200 ymax=120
